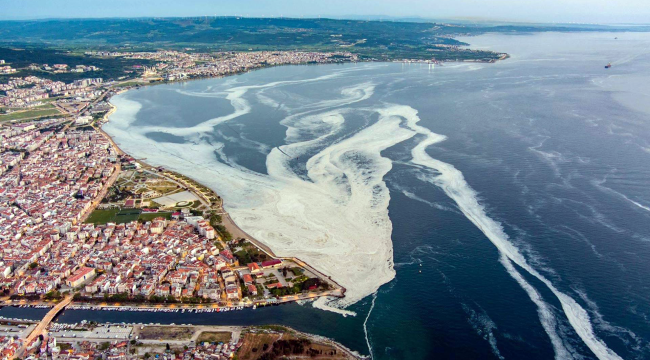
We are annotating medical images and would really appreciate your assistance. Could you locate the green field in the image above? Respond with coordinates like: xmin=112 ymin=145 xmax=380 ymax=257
xmin=114 ymin=209 xmax=142 ymax=223
xmin=0 ymin=106 xmax=61 ymax=122
xmin=138 ymin=211 xmax=172 ymax=222
xmin=114 ymin=81 xmax=143 ymax=88
xmin=85 ymin=208 xmax=119 ymax=224
xmin=85 ymin=208 xmax=172 ymax=225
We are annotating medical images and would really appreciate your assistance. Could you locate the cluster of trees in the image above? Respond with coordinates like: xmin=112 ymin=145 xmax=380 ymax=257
xmin=103 ymin=292 xmax=130 ymax=302
xmin=215 ymin=224 xmax=232 ymax=242
xmin=209 ymin=213 xmax=233 ymax=242
xmin=0 ymin=47 xmax=155 ymax=83
xmin=257 ymin=339 xmax=311 ymax=360
xmin=148 ymin=295 xmax=177 ymax=303
xmin=234 ymin=250 xmax=252 ymax=265
xmin=242 ymin=243 xmax=269 ymax=263
xmin=269 ymin=284 xmax=302 ymax=297
xmin=301 ymin=278 xmax=322 ymax=291
xmin=44 ymin=290 xmax=63 ymax=300
xmin=73 ymin=292 xmax=211 ymax=304
xmin=10 ymin=293 xmax=41 ymax=300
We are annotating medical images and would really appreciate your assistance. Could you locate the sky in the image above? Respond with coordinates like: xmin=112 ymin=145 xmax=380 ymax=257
xmin=1 ymin=0 xmax=649 ymax=24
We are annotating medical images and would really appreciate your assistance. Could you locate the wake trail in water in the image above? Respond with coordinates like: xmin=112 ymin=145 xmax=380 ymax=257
xmin=383 ymin=104 xmax=624 ymax=360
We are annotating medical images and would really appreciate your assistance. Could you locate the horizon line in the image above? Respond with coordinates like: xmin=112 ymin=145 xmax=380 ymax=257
xmin=0 ymin=15 xmax=648 ymax=27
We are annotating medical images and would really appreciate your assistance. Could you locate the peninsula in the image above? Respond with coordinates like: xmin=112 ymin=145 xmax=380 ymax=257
xmin=0 ymin=50 xmax=371 ymax=359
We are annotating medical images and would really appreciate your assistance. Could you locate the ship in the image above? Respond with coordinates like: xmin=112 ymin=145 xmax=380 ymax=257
xmin=605 ymin=63 xmax=612 ymax=69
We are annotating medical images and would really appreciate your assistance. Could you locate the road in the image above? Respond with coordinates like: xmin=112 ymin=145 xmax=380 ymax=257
xmin=13 ymin=295 xmax=73 ymax=359
xmin=78 ymin=162 xmax=121 ymax=224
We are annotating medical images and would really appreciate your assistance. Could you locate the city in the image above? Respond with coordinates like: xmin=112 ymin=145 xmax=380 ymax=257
xmin=0 ymin=50 xmax=353 ymax=359
xmin=1 ymin=5 xmax=649 ymax=360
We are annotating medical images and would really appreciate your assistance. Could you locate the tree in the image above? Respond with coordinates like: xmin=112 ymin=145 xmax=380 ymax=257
xmin=166 ymin=343 xmax=171 ymax=352
xmin=44 ymin=290 xmax=62 ymax=300
xmin=209 ymin=214 xmax=222 ymax=226
xmin=29 ymin=262 xmax=38 ymax=269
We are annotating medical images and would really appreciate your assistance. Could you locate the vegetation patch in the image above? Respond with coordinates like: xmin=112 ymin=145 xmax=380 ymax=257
xmin=85 ymin=208 xmax=120 ymax=224
xmin=0 ymin=106 xmax=61 ymax=122
xmin=196 ymin=331 xmax=231 ymax=344
xmin=138 ymin=212 xmax=172 ymax=222
xmin=136 ymin=326 xmax=195 ymax=341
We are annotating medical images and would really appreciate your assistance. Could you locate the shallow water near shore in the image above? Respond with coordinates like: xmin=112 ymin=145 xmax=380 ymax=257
xmin=87 ymin=32 xmax=650 ymax=359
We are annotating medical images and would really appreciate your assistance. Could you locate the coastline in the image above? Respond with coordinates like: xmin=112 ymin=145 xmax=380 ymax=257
xmin=99 ymin=82 xmax=349 ymax=303
xmin=77 ymin=54 xmax=507 ymax=311
xmin=4 ymin=56 xmax=509 ymax=311
xmin=0 ymin=310 xmax=366 ymax=360
xmin=91 ymin=118 xmax=346 ymax=307
xmin=106 ymin=50 xmax=508 ymax=93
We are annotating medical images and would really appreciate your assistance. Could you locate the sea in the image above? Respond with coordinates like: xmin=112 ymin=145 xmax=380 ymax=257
xmin=4 ymin=32 xmax=650 ymax=360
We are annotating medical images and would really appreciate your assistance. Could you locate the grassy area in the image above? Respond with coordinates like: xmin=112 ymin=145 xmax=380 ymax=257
xmin=138 ymin=212 xmax=172 ymax=222
xmin=115 ymin=208 xmax=142 ymax=223
xmin=85 ymin=208 xmax=119 ymax=224
xmin=114 ymin=81 xmax=143 ymax=88
xmin=0 ymin=106 xmax=61 ymax=122
xmin=86 ymin=208 xmax=172 ymax=224
xmin=137 ymin=326 xmax=195 ymax=341
xmin=196 ymin=331 xmax=231 ymax=344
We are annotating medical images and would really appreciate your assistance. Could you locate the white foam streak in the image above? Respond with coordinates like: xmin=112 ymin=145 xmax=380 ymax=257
xmin=108 ymin=74 xmax=620 ymax=359
xmin=107 ymin=80 xmax=398 ymax=310
xmin=401 ymin=106 xmax=623 ymax=360
xmin=592 ymin=178 xmax=650 ymax=213
xmin=363 ymin=292 xmax=378 ymax=359
xmin=139 ymin=72 xmax=347 ymax=137
xmin=499 ymin=255 xmax=572 ymax=359
xmin=313 ymin=297 xmax=357 ymax=317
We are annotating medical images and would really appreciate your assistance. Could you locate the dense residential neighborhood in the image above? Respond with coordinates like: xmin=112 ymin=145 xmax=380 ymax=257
xmin=0 ymin=117 xmax=335 ymax=305
xmin=0 ymin=114 xmax=344 ymax=359
xmin=0 ymin=49 xmax=354 ymax=360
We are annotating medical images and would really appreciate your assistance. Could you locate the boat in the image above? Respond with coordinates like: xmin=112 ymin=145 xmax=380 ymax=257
xmin=605 ymin=63 xmax=612 ymax=69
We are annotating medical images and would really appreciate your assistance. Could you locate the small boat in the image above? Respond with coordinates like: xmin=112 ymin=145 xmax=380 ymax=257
xmin=605 ymin=63 xmax=612 ymax=69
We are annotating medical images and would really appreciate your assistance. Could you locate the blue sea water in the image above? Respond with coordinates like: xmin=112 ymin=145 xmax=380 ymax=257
xmin=5 ymin=32 xmax=650 ymax=360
